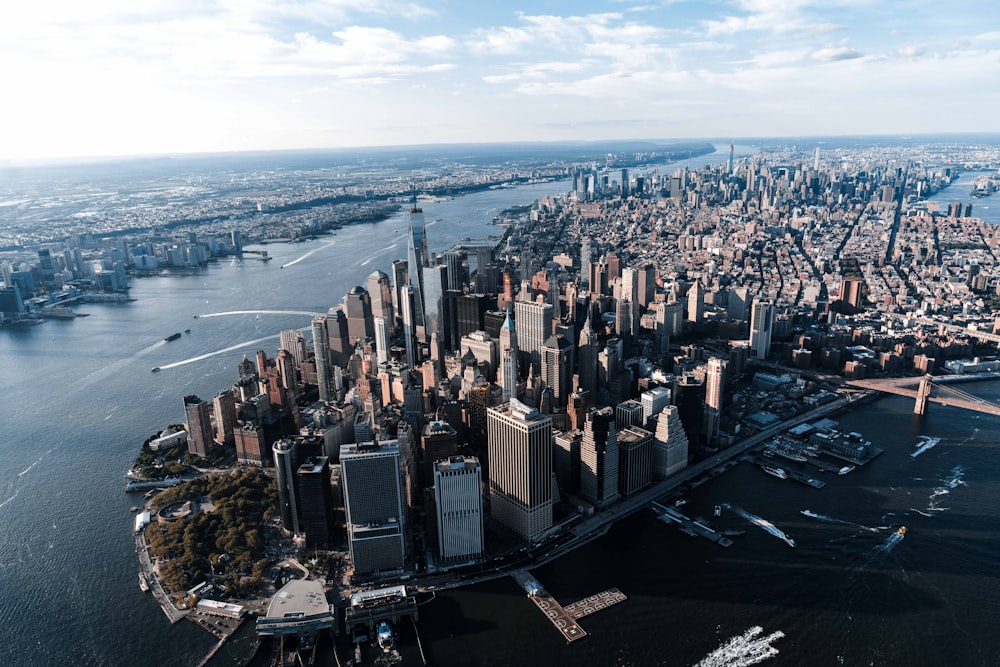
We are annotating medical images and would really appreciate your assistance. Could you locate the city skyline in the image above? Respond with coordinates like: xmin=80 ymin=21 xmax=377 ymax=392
xmin=3 ymin=0 xmax=998 ymax=162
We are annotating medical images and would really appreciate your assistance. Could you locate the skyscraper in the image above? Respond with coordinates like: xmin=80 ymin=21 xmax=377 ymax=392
xmin=652 ymin=405 xmax=689 ymax=479
xmin=704 ymin=357 xmax=728 ymax=444
xmin=406 ymin=207 xmax=428 ymax=332
xmin=343 ymin=285 xmax=374 ymax=344
xmin=640 ymin=385 xmax=671 ymax=426
xmin=487 ymin=400 xmax=553 ymax=542
xmin=514 ymin=300 xmax=553 ymax=375
xmin=183 ymin=395 xmax=214 ymax=458
xmin=687 ymin=280 xmax=703 ymax=324
xmin=311 ymin=315 xmax=334 ymax=402
xmin=617 ymin=426 xmax=653 ymax=497
xmin=750 ymin=300 xmax=775 ymax=359
xmin=279 ymin=329 xmax=307 ymax=367
xmin=212 ymin=389 xmax=237 ymax=447
xmin=673 ymin=374 xmax=705 ymax=447
xmin=341 ymin=441 xmax=406 ymax=574
xmin=579 ymin=407 xmax=620 ymax=508
xmin=367 ymin=269 xmax=394 ymax=333
xmin=499 ymin=309 xmax=519 ymax=402
xmin=273 ymin=438 xmax=301 ymax=534
xmin=434 ymin=456 xmax=484 ymax=563
xmin=540 ymin=334 xmax=572 ymax=408
xmin=373 ymin=315 xmax=390 ymax=366
xmin=297 ymin=456 xmax=334 ymax=548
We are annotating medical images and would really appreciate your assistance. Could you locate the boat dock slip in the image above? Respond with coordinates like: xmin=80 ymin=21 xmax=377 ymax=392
xmin=650 ymin=502 xmax=734 ymax=547
xmin=511 ymin=571 xmax=587 ymax=642
xmin=748 ymin=455 xmax=826 ymax=488
xmin=563 ymin=588 xmax=628 ymax=620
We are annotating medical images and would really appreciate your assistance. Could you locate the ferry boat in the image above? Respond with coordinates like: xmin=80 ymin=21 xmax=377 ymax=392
xmin=763 ymin=465 xmax=788 ymax=480
xmin=376 ymin=621 xmax=395 ymax=652
xmin=838 ymin=465 xmax=856 ymax=475
xmin=164 ymin=332 xmax=182 ymax=342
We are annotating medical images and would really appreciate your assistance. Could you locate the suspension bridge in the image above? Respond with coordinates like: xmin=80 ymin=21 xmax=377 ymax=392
xmin=847 ymin=374 xmax=1000 ymax=416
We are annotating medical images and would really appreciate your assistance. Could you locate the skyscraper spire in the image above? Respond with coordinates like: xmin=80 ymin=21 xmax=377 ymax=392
xmin=499 ymin=305 xmax=519 ymax=402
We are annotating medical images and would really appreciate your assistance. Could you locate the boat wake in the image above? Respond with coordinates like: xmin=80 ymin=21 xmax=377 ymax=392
xmin=911 ymin=436 xmax=940 ymax=458
xmin=925 ymin=465 xmax=966 ymax=513
xmin=157 ymin=334 xmax=280 ymax=370
xmin=725 ymin=504 xmax=796 ymax=547
xmin=800 ymin=509 xmax=879 ymax=532
xmin=359 ymin=242 xmax=399 ymax=267
xmin=695 ymin=626 xmax=785 ymax=667
xmin=18 ymin=447 xmax=56 ymax=477
xmin=874 ymin=531 xmax=905 ymax=554
xmin=280 ymin=240 xmax=336 ymax=268
xmin=196 ymin=309 xmax=322 ymax=318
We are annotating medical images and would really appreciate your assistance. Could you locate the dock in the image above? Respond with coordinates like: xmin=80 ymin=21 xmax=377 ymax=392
xmin=563 ymin=587 xmax=628 ymax=620
xmin=650 ymin=502 xmax=734 ymax=547
xmin=510 ymin=571 xmax=588 ymax=643
xmin=749 ymin=456 xmax=826 ymax=488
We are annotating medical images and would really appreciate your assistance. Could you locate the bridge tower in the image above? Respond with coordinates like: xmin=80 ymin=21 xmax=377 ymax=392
xmin=914 ymin=375 xmax=933 ymax=415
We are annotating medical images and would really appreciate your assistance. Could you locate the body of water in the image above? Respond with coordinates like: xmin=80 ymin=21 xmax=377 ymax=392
xmin=925 ymin=171 xmax=1000 ymax=225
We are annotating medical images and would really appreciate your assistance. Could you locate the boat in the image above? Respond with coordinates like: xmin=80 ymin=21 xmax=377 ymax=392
xmin=763 ymin=465 xmax=788 ymax=480
xmin=675 ymin=499 xmax=687 ymax=507
xmin=139 ymin=572 xmax=149 ymax=592
xmin=838 ymin=465 xmax=855 ymax=475
xmin=911 ymin=436 xmax=940 ymax=458
xmin=897 ymin=526 xmax=907 ymax=535
xmin=164 ymin=332 xmax=181 ymax=342
xmin=376 ymin=621 xmax=394 ymax=652
xmin=714 ymin=505 xmax=722 ymax=517
xmin=151 ymin=367 xmax=161 ymax=373
xmin=184 ymin=328 xmax=191 ymax=334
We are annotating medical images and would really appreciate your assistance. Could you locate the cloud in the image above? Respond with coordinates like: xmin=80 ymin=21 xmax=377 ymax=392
xmin=810 ymin=46 xmax=864 ymax=61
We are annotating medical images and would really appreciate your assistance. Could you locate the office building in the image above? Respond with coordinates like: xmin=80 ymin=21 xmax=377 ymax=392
xmin=652 ymin=405 xmax=689 ymax=479
xmin=297 ymin=456 xmax=334 ymax=548
xmin=183 ymin=395 xmax=215 ymax=458
xmin=540 ymin=334 xmax=572 ymax=408
xmin=341 ymin=441 xmax=406 ymax=574
xmin=617 ymin=426 xmax=653 ymax=497
xmin=514 ymin=300 xmax=553 ymax=375
xmin=750 ymin=300 xmax=775 ymax=360
xmin=434 ymin=456 xmax=484 ymax=564
xmin=406 ymin=207 xmax=428 ymax=332
xmin=499 ymin=309 xmax=519 ymax=402
xmin=279 ymin=329 xmax=308 ymax=367
xmin=579 ymin=407 xmax=620 ymax=508
xmin=212 ymin=389 xmax=237 ymax=447
xmin=344 ymin=286 xmax=374 ymax=344
xmin=421 ymin=420 xmax=458 ymax=487
xmin=487 ymin=400 xmax=553 ymax=542
xmin=640 ymin=385 xmax=671 ymax=426
xmin=704 ymin=357 xmax=728 ymax=444
xmin=273 ymin=438 xmax=301 ymax=534
xmin=615 ymin=399 xmax=644 ymax=430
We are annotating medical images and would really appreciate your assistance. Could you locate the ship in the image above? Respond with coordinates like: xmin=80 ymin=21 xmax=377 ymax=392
xmin=376 ymin=621 xmax=395 ymax=652
xmin=164 ymin=332 xmax=182 ymax=342
xmin=762 ymin=465 xmax=788 ymax=480
xmin=897 ymin=526 xmax=907 ymax=535
xmin=911 ymin=436 xmax=940 ymax=458
xmin=838 ymin=465 xmax=855 ymax=475
xmin=800 ymin=509 xmax=822 ymax=519
xmin=139 ymin=571 xmax=149 ymax=592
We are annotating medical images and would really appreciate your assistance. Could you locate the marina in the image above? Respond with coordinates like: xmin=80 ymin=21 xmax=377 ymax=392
xmin=650 ymin=501 xmax=734 ymax=547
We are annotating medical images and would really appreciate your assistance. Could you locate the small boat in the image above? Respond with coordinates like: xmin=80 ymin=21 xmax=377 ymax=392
xmin=763 ymin=465 xmax=788 ymax=480
xmin=151 ymin=367 xmax=161 ymax=373
xmin=139 ymin=572 xmax=150 ymax=592
xmin=184 ymin=328 xmax=191 ymax=334
xmin=675 ymin=499 xmax=687 ymax=507
xmin=897 ymin=526 xmax=907 ymax=535
xmin=714 ymin=505 xmax=722 ymax=517
xmin=838 ymin=465 xmax=855 ymax=475
xmin=164 ymin=332 xmax=181 ymax=342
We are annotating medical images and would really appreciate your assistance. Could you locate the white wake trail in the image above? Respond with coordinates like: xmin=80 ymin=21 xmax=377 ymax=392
xmin=157 ymin=334 xmax=280 ymax=369
xmin=280 ymin=240 xmax=336 ymax=268
xmin=695 ymin=626 xmax=785 ymax=667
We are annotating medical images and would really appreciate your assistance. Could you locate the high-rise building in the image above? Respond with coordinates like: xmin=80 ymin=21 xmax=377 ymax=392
xmin=673 ymin=374 xmax=704 ymax=447
xmin=183 ymin=395 xmax=214 ymax=458
xmin=728 ymin=286 xmax=750 ymax=321
xmin=373 ymin=316 xmax=391 ymax=366
xmin=273 ymin=438 xmax=301 ymax=534
xmin=540 ymin=334 xmax=572 ymax=408
xmin=514 ymin=300 xmax=553 ymax=375
xmin=279 ymin=329 xmax=308 ymax=367
xmin=234 ymin=422 xmax=267 ymax=466
xmin=422 ymin=264 xmax=448 ymax=359
xmin=297 ymin=456 xmax=334 ymax=548
xmin=421 ymin=420 xmax=458 ymax=487
xmin=652 ymin=405 xmax=689 ymax=479
xmin=434 ymin=456 xmax=484 ymax=564
xmin=212 ymin=389 xmax=237 ymax=447
xmin=617 ymin=426 xmax=653 ymax=497
xmin=344 ymin=286 xmax=374 ymax=344
xmin=367 ymin=270 xmax=394 ymax=331
xmin=750 ymin=300 xmax=775 ymax=359
xmin=312 ymin=316 xmax=334 ymax=402
xmin=400 ymin=284 xmax=418 ymax=368
xmin=553 ymin=429 xmax=582 ymax=496
xmin=499 ymin=309 xmax=519 ymax=402
xmin=406 ymin=207 xmax=428 ymax=332
xmin=615 ymin=399 xmax=644 ymax=430
xmin=704 ymin=357 xmax=728 ymax=444
xmin=579 ymin=407 xmax=620 ymax=508
xmin=839 ymin=278 xmax=863 ymax=309
xmin=580 ymin=237 xmax=592 ymax=287
xmin=486 ymin=400 xmax=553 ymax=542
xmin=687 ymin=281 xmax=703 ymax=324
xmin=442 ymin=250 xmax=466 ymax=291
xmin=341 ymin=441 xmax=406 ymax=574
xmin=640 ymin=385 xmax=671 ymax=426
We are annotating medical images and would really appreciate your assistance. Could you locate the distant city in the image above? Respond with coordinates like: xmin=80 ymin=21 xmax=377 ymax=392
xmin=6 ymin=136 xmax=1000 ymax=665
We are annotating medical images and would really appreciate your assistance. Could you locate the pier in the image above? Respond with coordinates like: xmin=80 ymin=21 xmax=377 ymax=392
xmin=650 ymin=501 xmax=734 ymax=547
xmin=563 ymin=587 xmax=628 ymax=620
xmin=510 ymin=571 xmax=588 ymax=642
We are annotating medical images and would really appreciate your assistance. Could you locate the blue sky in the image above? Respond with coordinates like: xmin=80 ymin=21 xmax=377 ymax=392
xmin=2 ymin=0 xmax=998 ymax=160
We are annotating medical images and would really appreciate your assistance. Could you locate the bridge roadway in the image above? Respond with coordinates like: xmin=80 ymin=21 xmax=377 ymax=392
xmin=847 ymin=375 xmax=1000 ymax=417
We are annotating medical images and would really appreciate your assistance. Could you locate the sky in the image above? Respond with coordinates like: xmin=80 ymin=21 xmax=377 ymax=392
xmin=2 ymin=0 xmax=998 ymax=161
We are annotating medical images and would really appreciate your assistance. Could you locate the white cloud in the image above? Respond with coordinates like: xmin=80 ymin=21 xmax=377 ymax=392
xmin=810 ymin=46 xmax=864 ymax=62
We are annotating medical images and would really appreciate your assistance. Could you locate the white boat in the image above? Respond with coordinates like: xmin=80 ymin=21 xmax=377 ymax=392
xmin=376 ymin=621 xmax=394 ymax=652
xmin=763 ymin=465 xmax=788 ymax=480
xmin=838 ymin=465 xmax=855 ymax=475
xmin=911 ymin=436 xmax=941 ymax=458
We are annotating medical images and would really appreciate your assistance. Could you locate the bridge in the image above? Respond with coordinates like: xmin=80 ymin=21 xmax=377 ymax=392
xmin=847 ymin=374 xmax=1000 ymax=416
